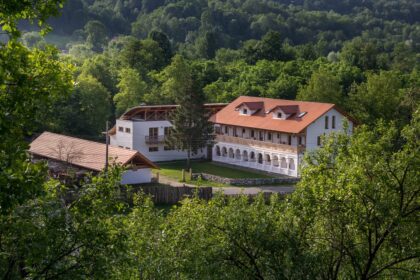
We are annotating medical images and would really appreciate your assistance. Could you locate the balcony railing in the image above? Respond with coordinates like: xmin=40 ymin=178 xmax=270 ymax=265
xmin=216 ymin=134 xmax=305 ymax=154
xmin=145 ymin=135 xmax=166 ymax=145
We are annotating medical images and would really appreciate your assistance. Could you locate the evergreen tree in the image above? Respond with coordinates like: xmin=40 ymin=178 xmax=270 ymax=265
xmin=164 ymin=55 xmax=214 ymax=168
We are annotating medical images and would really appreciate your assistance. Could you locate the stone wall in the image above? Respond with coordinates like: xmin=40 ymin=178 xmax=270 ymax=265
xmin=191 ymin=173 xmax=299 ymax=186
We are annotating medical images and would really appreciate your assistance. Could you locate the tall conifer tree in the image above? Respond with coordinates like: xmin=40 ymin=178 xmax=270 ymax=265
xmin=164 ymin=55 xmax=214 ymax=168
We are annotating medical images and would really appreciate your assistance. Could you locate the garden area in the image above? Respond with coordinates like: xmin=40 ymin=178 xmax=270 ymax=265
xmin=153 ymin=160 xmax=275 ymax=187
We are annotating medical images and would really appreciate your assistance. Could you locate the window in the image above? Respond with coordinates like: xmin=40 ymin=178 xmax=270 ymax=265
xmin=224 ymin=126 xmax=228 ymax=134
xmin=233 ymin=127 xmax=237 ymax=137
xmin=149 ymin=147 xmax=158 ymax=152
xmin=164 ymin=146 xmax=173 ymax=151
xmin=317 ymin=136 xmax=321 ymax=146
xmin=125 ymin=127 xmax=131 ymax=133
xmin=277 ymin=112 xmax=282 ymax=118
xmin=268 ymin=133 xmax=272 ymax=141
xmin=251 ymin=130 xmax=255 ymax=138
xmin=288 ymin=135 xmax=292 ymax=145
xmin=298 ymin=112 xmax=307 ymax=118
xmin=243 ymin=108 xmax=248 ymax=114
xmin=149 ymin=127 xmax=158 ymax=137
xmin=325 ymin=116 xmax=329 ymax=129
xmin=332 ymin=116 xmax=336 ymax=129
xmin=118 ymin=126 xmax=123 ymax=132
xmin=298 ymin=136 xmax=302 ymax=145
xmin=164 ymin=127 xmax=172 ymax=136
xmin=242 ymin=128 xmax=246 ymax=135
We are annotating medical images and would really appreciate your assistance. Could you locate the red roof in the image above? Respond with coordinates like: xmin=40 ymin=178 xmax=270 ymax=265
xmin=29 ymin=132 xmax=158 ymax=171
xmin=210 ymin=96 xmax=350 ymax=134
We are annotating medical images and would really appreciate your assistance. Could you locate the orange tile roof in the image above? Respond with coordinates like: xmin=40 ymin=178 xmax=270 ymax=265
xmin=210 ymin=96 xmax=344 ymax=134
xmin=29 ymin=132 xmax=158 ymax=171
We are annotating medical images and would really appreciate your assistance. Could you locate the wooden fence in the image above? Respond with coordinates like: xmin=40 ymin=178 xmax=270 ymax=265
xmin=130 ymin=184 xmax=212 ymax=204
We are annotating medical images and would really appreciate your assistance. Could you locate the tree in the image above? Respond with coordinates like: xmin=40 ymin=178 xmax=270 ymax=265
xmin=195 ymin=31 xmax=218 ymax=59
xmin=84 ymin=20 xmax=108 ymax=52
xmin=348 ymin=71 xmax=405 ymax=126
xmin=120 ymin=38 xmax=166 ymax=74
xmin=149 ymin=30 xmax=172 ymax=65
xmin=52 ymin=74 xmax=112 ymax=137
xmin=292 ymin=115 xmax=420 ymax=279
xmin=113 ymin=68 xmax=147 ymax=116
xmin=297 ymin=68 xmax=344 ymax=106
xmin=164 ymin=55 xmax=214 ymax=168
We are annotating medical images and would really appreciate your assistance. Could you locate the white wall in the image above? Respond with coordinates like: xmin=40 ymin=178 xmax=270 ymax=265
xmin=306 ymin=108 xmax=354 ymax=151
xmin=120 ymin=168 xmax=152 ymax=184
xmin=110 ymin=119 xmax=134 ymax=149
xmin=111 ymin=120 xmax=206 ymax=162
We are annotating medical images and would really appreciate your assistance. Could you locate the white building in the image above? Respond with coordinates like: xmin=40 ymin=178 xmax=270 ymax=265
xmin=209 ymin=96 xmax=356 ymax=177
xmin=109 ymin=104 xmax=226 ymax=162
xmin=29 ymin=131 xmax=158 ymax=184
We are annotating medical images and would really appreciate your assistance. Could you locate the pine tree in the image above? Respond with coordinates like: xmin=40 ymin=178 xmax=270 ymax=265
xmin=164 ymin=55 xmax=214 ymax=168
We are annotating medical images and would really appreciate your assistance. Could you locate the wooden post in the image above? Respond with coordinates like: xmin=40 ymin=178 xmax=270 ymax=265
xmin=189 ymin=168 xmax=192 ymax=181
xmin=181 ymin=169 xmax=185 ymax=182
xmin=105 ymin=121 xmax=109 ymax=174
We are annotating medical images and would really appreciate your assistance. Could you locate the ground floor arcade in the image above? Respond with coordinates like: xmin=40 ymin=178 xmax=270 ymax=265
xmin=212 ymin=142 xmax=300 ymax=177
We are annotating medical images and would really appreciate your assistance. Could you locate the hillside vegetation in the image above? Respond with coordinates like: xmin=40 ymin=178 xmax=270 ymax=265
xmin=16 ymin=0 xmax=419 ymax=138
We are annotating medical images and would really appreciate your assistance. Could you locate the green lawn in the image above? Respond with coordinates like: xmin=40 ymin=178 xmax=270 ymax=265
xmin=155 ymin=160 xmax=273 ymax=181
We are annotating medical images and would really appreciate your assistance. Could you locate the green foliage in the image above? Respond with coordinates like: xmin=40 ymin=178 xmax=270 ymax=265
xmin=293 ymin=114 xmax=420 ymax=278
xmin=84 ymin=20 xmax=108 ymax=52
xmin=349 ymin=71 xmax=411 ymax=126
xmin=297 ymin=68 xmax=344 ymax=106
xmin=113 ymin=68 xmax=147 ymax=116
xmin=51 ymin=74 xmax=112 ymax=137
xmin=120 ymin=38 xmax=168 ymax=75
xmin=0 ymin=169 xmax=130 ymax=278
xmin=0 ymin=42 xmax=73 ymax=213
xmin=0 ymin=0 xmax=65 ymax=38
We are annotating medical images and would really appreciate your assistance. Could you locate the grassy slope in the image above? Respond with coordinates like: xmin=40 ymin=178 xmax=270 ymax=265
xmin=155 ymin=160 xmax=273 ymax=180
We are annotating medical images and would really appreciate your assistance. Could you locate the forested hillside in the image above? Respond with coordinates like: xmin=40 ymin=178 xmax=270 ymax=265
xmin=19 ymin=0 xmax=419 ymax=138
xmin=1 ymin=1 xmax=419 ymax=278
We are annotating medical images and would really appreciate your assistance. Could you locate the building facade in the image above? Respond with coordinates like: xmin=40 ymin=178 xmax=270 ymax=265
xmin=210 ymin=96 xmax=355 ymax=177
xmin=109 ymin=104 xmax=226 ymax=162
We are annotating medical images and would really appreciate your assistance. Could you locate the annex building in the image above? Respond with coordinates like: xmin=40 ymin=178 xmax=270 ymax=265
xmin=29 ymin=132 xmax=158 ymax=184
xmin=109 ymin=103 xmax=226 ymax=162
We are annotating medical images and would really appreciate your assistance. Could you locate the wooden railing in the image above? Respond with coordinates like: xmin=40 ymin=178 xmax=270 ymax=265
xmin=216 ymin=134 xmax=305 ymax=153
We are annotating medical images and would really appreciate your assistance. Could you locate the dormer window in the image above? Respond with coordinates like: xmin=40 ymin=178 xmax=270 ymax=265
xmin=243 ymin=108 xmax=248 ymax=115
xmin=273 ymin=109 xmax=287 ymax=120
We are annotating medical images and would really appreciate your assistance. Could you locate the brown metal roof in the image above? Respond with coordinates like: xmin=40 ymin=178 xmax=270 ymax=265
xmin=210 ymin=96 xmax=352 ymax=134
xmin=120 ymin=103 xmax=227 ymax=120
xmin=29 ymin=132 xmax=158 ymax=172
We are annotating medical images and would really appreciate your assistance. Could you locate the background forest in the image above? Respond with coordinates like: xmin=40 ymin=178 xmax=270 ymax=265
xmin=14 ymin=0 xmax=420 ymax=138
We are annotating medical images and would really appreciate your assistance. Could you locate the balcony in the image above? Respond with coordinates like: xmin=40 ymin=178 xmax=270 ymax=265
xmin=215 ymin=134 xmax=305 ymax=154
xmin=145 ymin=135 xmax=166 ymax=145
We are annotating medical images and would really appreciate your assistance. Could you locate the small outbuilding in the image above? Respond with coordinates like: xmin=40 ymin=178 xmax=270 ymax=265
xmin=29 ymin=131 xmax=158 ymax=184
